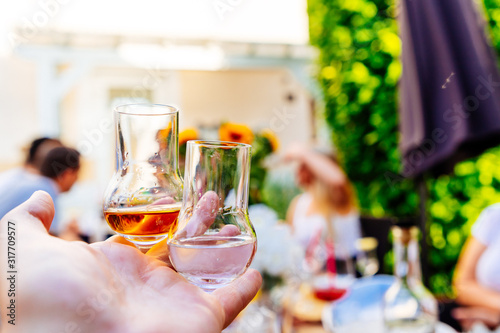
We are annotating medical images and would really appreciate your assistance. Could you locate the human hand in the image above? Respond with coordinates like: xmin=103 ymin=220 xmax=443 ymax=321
xmin=0 ymin=191 xmax=262 ymax=333
xmin=58 ymin=218 xmax=82 ymax=241
xmin=453 ymin=306 xmax=500 ymax=331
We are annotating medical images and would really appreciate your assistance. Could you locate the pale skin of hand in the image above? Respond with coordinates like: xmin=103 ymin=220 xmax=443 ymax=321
xmin=0 ymin=191 xmax=262 ymax=333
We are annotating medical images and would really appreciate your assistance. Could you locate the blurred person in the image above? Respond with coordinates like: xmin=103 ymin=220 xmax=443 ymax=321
xmin=39 ymin=147 xmax=80 ymax=194
xmin=24 ymin=137 xmax=63 ymax=173
xmin=0 ymin=137 xmax=62 ymax=188
xmin=451 ymin=203 xmax=500 ymax=331
xmin=0 ymin=146 xmax=80 ymax=235
xmin=285 ymin=144 xmax=361 ymax=259
xmin=0 ymin=191 xmax=261 ymax=332
xmin=0 ymin=137 xmax=62 ymax=222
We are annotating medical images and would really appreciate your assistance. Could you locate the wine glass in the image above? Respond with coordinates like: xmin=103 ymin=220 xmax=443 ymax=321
xmin=355 ymin=237 xmax=379 ymax=277
xmin=103 ymin=104 xmax=183 ymax=251
xmin=311 ymin=240 xmax=355 ymax=302
xmin=168 ymin=140 xmax=257 ymax=291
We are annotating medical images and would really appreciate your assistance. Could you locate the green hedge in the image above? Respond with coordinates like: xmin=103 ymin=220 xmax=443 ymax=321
xmin=308 ymin=0 xmax=500 ymax=295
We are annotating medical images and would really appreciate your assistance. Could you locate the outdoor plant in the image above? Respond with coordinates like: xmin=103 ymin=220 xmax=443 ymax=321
xmin=178 ymin=122 xmax=280 ymax=205
xmin=308 ymin=0 xmax=500 ymax=295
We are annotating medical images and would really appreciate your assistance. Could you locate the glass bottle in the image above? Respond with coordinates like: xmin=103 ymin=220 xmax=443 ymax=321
xmin=168 ymin=140 xmax=257 ymax=291
xmin=383 ymin=226 xmax=438 ymax=333
xmin=103 ymin=104 xmax=183 ymax=250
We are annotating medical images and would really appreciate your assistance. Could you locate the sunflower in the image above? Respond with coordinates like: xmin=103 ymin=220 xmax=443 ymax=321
xmin=219 ymin=122 xmax=254 ymax=145
xmin=260 ymin=128 xmax=279 ymax=152
xmin=179 ymin=128 xmax=199 ymax=146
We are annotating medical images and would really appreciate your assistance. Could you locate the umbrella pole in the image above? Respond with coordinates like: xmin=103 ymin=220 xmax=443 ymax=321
xmin=417 ymin=175 xmax=430 ymax=286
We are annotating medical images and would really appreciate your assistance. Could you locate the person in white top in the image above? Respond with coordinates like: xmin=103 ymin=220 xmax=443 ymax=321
xmin=453 ymin=204 xmax=500 ymax=330
xmin=284 ymin=144 xmax=361 ymax=260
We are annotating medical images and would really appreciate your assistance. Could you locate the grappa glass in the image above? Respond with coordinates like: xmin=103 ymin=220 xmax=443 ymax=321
xmin=168 ymin=140 xmax=257 ymax=291
xmin=310 ymin=240 xmax=355 ymax=301
xmin=103 ymin=104 xmax=183 ymax=250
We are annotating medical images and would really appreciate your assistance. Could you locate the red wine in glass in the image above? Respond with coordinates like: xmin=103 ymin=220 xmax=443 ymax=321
xmin=313 ymin=242 xmax=349 ymax=301
xmin=313 ymin=286 xmax=347 ymax=301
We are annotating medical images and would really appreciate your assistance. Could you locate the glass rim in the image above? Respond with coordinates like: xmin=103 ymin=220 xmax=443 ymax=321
xmin=188 ymin=140 xmax=252 ymax=149
xmin=115 ymin=103 xmax=179 ymax=116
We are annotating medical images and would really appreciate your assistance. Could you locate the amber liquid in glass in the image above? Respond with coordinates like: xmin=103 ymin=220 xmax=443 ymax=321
xmin=105 ymin=206 xmax=181 ymax=236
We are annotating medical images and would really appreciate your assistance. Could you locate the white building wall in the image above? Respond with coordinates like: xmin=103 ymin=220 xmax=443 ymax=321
xmin=0 ymin=58 xmax=314 ymax=238
xmin=0 ymin=56 xmax=38 ymax=167
xmin=180 ymin=69 xmax=312 ymax=149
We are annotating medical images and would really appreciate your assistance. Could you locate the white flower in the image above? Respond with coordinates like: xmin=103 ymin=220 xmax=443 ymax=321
xmin=248 ymin=204 xmax=278 ymax=228
xmin=248 ymin=204 xmax=298 ymax=277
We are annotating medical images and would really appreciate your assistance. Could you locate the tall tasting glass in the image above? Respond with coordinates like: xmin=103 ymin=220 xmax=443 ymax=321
xmin=168 ymin=140 xmax=257 ymax=291
xmin=103 ymin=104 xmax=183 ymax=251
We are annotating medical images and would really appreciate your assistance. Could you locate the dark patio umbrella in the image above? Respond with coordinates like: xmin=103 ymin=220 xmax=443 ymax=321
xmin=398 ymin=0 xmax=500 ymax=280
xmin=399 ymin=0 xmax=500 ymax=177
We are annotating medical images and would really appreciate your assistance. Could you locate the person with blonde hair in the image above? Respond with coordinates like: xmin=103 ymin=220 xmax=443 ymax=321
xmin=285 ymin=144 xmax=361 ymax=260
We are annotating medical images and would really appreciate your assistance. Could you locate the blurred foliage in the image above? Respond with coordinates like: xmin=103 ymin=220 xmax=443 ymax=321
xmin=308 ymin=0 xmax=500 ymax=295
xmin=308 ymin=0 xmax=418 ymax=219
xmin=427 ymin=0 xmax=500 ymax=295
xmin=261 ymin=167 xmax=302 ymax=220
xmin=249 ymin=133 xmax=277 ymax=204
xmin=426 ymin=149 xmax=500 ymax=294
xmin=179 ymin=124 xmax=279 ymax=205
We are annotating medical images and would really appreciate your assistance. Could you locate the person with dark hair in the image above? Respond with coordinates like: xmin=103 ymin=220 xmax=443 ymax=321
xmin=39 ymin=147 xmax=81 ymax=193
xmin=25 ymin=137 xmax=63 ymax=171
xmin=0 ymin=142 xmax=80 ymax=235
xmin=0 ymin=137 xmax=62 ymax=187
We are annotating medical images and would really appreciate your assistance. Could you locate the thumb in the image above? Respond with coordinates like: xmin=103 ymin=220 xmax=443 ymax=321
xmin=2 ymin=191 xmax=55 ymax=233
xmin=146 ymin=238 xmax=173 ymax=268
xmin=213 ymin=269 xmax=262 ymax=329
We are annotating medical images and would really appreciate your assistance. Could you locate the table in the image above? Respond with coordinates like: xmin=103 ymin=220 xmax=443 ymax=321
xmin=286 ymin=321 xmax=456 ymax=333
xmin=281 ymin=283 xmax=457 ymax=333
xmin=226 ymin=280 xmax=458 ymax=333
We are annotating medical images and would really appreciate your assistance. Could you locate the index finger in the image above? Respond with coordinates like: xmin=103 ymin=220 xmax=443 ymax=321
xmin=176 ymin=191 xmax=219 ymax=239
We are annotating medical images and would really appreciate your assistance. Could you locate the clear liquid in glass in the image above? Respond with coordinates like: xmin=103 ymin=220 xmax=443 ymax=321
xmin=169 ymin=234 xmax=256 ymax=290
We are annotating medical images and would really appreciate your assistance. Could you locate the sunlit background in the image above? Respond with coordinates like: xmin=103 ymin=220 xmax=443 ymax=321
xmin=5 ymin=0 xmax=500 ymax=299
xmin=0 ymin=0 xmax=328 ymax=238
